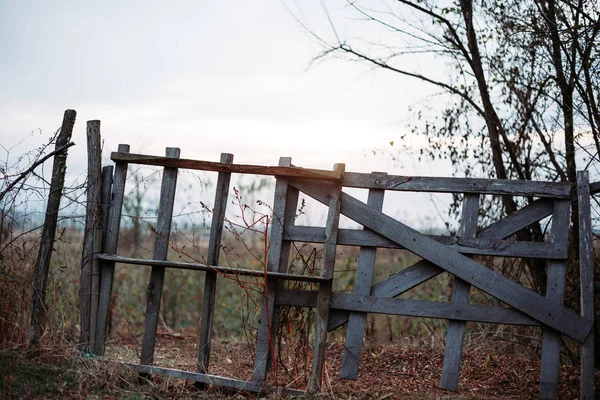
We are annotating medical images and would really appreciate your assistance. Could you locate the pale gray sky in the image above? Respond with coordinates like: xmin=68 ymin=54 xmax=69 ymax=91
xmin=0 ymin=0 xmax=444 ymax=170
xmin=1 ymin=0 xmax=455 ymax=229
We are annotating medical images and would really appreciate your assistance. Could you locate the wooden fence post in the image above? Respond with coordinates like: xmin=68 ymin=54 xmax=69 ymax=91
xmin=94 ymin=144 xmax=129 ymax=355
xmin=340 ymin=174 xmax=385 ymax=379
xmin=577 ymin=171 xmax=595 ymax=400
xmin=80 ymin=120 xmax=102 ymax=353
xmin=89 ymin=165 xmax=113 ymax=350
xmin=309 ymin=163 xmax=344 ymax=392
xmin=28 ymin=109 xmax=76 ymax=356
xmin=539 ymin=199 xmax=570 ymax=399
xmin=197 ymin=153 xmax=233 ymax=385
xmin=253 ymin=157 xmax=295 ymax=386
xmin=440 ymin=193 xmax=479 ymax=391
xmin=140 ymin=147 xmax=180 ymax=366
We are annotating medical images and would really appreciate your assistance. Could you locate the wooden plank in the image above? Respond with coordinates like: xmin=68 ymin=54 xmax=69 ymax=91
xmin=80 ymin=120 xmax=102 ymax=353
xmin=111 ymin=151 xmax=341 ymax=181
xmin=94 ymin=144 xmax=129 ymax=356
xmin=477 ymin=198 xmax=554 ymax=240
xmin=253 ymin=157 xmax=294 ymax=385
xmin=267 ymin=185 xmax=299 ymax=371
xmin=577 ymin=171 xmax=595 ymax=399
xmin=197 ymin=153 xmax=233 ymax=380
xmin=90 ymin=165 xmax=113 ymax=350
xmin=343 ymin=172 xmax=571 ymax=198
xmin=327 ymin=197 xmax=557 ymax=331
xmin=286 ymin=226 xmax=566 ymax=259
xmin=140 ymin=147 xmax=180 ymax=366
xmin=331 ymin=294 xmax=540 ymax=326
xmin=124 ymin=362 xmax=261 ymax=392
xmin=440 ymin=194 xmax=479 ymax=391
xmin=540 ymin=200 xmax=570 ymax=399
xmin=290 ymin=179 xmax=592 ymax=342
xmin=95 ymin=254 xmax=330 ymax=282
xmin=341 ymin=180 xmax=385 ymax=379
xmin=28 ymin=109 xmax=76 ymax=355
xmin=275 ymin=289 xmax=540 ymax=326
xmin=309 ymin=163 xmax=344 ymax=392
xmin=120 ymin=362 xmax=306 ymax=395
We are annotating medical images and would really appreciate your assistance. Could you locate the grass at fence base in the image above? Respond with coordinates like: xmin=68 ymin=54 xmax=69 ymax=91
xmin=1 ymin=336 xmax=595 ymax=399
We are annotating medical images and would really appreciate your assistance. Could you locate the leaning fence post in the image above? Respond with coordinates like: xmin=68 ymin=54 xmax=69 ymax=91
xmin=28 ymin=109 xmax=76 ymax=356
xmin=197 ymin=153 xmax=233 ymax=386
xmin=79 ymin=120 xmax=102 ymax=353
xmin=94 ymin=144 xmax=130 ymax=355
xmin=577 ymin=171 xmax=595 ymax=400
xmin=140 ymin=147 xmax=180 ymax=366
xmin=89 ymin=165 xmax=113 ymax=350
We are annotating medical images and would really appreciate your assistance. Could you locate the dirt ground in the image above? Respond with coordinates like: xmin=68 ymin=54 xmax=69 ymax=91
xmin=2 ymin=329 xmax=598 ymax=399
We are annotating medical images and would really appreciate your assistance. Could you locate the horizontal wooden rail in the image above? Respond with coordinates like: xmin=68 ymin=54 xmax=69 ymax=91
xmin=122 ymin=363 xmax=306 ymax=395
xmin=343 ymin=172 xmax=571 ymax=198
xmin=111 ymin=152 xmax=342 ymax=181
xmin=285 ymin=226 xmax=567 ymax=259
xmin=124 ymin=363 xmax=261 ymax=391
xmin=276 ymin=290 xmax=540 ymax=326
xmin=95 ymin=254 xmax=330 ymax=283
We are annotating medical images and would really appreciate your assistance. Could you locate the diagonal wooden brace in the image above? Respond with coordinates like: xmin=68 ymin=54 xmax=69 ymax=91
xmin=290 ymin=179 xmax=592 ymax=343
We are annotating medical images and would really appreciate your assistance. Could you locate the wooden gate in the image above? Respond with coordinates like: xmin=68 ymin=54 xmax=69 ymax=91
xmin=87 ymin=145 xmax=595 ymax=399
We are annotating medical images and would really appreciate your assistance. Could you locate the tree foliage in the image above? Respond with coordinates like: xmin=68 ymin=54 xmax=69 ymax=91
xmin=292 ymin=0 xmax=600 ymax=292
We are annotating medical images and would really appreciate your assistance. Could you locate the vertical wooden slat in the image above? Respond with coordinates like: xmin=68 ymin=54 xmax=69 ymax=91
xmin=90 ymin=165 xmax=113 ymax=350
xmin=539 ymin=199 xmax=570 ymax=399
xmin=309 ymin=163 xmax=345 ymax=392
xmin=253 ymin=157 xmax=294 ymax=385
xmin=140 ymin=147 xmax=180 ymax=366
xmin=267 ymin=185 xmax=299 ymax=370
xmin=340 ymin=175 xmax=385 ymax=379
xmin=94 ymin=144 xmax=129 ymax=356
xmin=440 ymin=193 xmax=479 ymax=391
xmin=80 ymin=120 xmax=102 ymax=353
xmin=197 ymin=153 xmax=234 ymax=380
xmin=577 ymin=171 xmax=595 ymax=400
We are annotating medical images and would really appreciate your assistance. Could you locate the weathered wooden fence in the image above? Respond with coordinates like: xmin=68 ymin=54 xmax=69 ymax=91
xmin=81 ymin=141 xmax=596 ymax=399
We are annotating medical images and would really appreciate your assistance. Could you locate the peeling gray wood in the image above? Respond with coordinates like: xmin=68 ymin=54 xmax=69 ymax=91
xmin=577 ymin=171 xmax=595 ymax=400
xmin=253 ymin=157 xmax=293 ymax=385
xmin=28 ymin=109 xmax=76 ymax=355
xmin=124 ymin=363 xmax=261 ymax=391
xmin=326 ymin=197 xmax=560 ymax=331
xmin=140 ymin=147 xmax=180 ymax=366
xmin=90 ymin=165 xmax=113 ymax=350
xmin=309 ymin=164 xmax=344 ymax=392
xmin=342 ymin=172 xmax=571 ymax=198
xmin=285 ymin=226 xmax=565 ymax=259
xmin=267 ymin=185 xmax=299 ymax=371
xmin=276 ymin=289 xmax=540 ymax=326
xmin=80 ymin=120 xmax=102 ymax=353
xmin=441 ymin=194 xmax=479 ymax=391
xmin=540 ymin=200 xmax=570 ymax=400
xmin=198 ymin=153 xmax=233 ymax=380
xmin=111 ymin=152 xmax=341 ymax=181
xmin=290 ymin=179 xmax=592 ymax=342
xmin=341 ymin=182 xmax=384 ymax=379
xmin=95 ymin=254 xmax=329 ymax=282
xmin=94 ymin=144 xmax=129 ymax=356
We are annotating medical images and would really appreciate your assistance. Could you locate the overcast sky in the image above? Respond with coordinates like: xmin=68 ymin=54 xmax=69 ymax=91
xmin=1 ymin=1 xmax=456 ymax=228
xmin=0 ymin=0 xmax=445 ymax=170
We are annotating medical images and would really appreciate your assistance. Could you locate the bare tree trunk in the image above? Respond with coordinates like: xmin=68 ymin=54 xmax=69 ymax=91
xmin=27 ymin=109 xmax=76 ymax=356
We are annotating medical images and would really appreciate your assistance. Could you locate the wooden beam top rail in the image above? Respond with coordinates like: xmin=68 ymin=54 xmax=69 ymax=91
xmin=343 ymin=172 xmax=571 ymax=198
xmin=96 ymin=254 xmax=330 ymax=283
xmin=110 ymin=151 xmax=342 ymax=181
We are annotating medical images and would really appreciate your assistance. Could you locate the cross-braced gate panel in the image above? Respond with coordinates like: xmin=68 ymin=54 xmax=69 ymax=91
xmin=88 ymin=146 xmax=594 ymax=399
